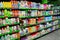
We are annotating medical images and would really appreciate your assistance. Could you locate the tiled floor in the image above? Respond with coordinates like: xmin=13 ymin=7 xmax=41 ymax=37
xmin=37 ymin=29 xmax=60 ymax=40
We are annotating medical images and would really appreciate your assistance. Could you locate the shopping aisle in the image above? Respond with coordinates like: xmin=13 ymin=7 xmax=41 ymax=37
xmin=37 ymin=29 xmax=60 ymax=40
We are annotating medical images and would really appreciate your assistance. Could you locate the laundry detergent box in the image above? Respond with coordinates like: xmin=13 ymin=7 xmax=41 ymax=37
xmin=20 ymin=1 xmax=28 ymax=9
xmin=19 ymin=10 xmax=27 ymax=17
xmin=45 ymin=16 xmax=52 ymax=21
xmin=31 ymin=2 xmax=37 ymax=9
xmin=11 ymin=1 xmax=19 ymax=9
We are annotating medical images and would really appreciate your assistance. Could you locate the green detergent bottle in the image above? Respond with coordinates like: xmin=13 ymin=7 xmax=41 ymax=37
xmin=42 ymin=0 xmax=48 ymax=4
xmin=5 ymin=18 xmax=11 ymax=24
xmin=7 ymin=11 xmax=11 ymax=17
xmin=4 ymin=9 xmax=8 ymax=17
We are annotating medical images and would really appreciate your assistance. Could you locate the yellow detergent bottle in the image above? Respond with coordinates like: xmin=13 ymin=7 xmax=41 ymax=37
xmin=3 ymin=2 xmax=12 ymax=8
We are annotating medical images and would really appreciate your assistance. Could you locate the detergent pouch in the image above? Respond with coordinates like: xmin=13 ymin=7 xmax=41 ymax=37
xmin=0 ymin=2 xmax=3 ymax=8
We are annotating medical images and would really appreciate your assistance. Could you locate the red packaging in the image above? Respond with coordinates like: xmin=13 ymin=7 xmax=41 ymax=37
xmin=35 ymin=25 xmax=39 ymax=31
xmin=31 ymin=32 xmax=38 ymax=39
xmin=27 ymin=1 xmax=32 ymax=8
xmin=12 ymin=10 xmax=19 ymax=17
xmin=37 ymin=18 xmax=42 ymax=23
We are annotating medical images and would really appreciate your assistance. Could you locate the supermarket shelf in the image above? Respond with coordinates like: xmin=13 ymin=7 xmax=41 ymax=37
xmin=0 ymin=30 xmax=19 ymax=37
xmin=0 ymin=16 xmax=18 ymax=19
xmin=20 ymin=24 xmax=59 ymax=38
xmin=0 ymin=8 xmax=52 ymax=10
xmin=33 ymin=28 xmax=60 ymax=40
xmin=13 ymin=38 xmax=19 ymax=40
xmin=19 ymin=14 xmax=60 ymax=19
xmin=20 ymin=19 xmax=58 ymax=28
xmin=0 ymin=22 xmax=20 ymax=28
xmin=0 ymin=14 xmax=60 ymax=19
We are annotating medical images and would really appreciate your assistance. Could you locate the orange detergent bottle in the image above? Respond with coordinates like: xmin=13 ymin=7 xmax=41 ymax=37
xmin=12 ymin=10 xmax=19 ymax=17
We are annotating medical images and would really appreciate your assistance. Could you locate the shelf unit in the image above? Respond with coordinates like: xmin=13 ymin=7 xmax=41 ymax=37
xmin=0 ymin=1 xmax=60 ymax=40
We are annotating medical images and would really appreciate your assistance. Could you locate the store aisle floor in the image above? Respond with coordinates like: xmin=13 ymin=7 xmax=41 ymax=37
xmin=37 ymin=29 xmax=60 ymax=40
